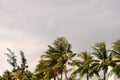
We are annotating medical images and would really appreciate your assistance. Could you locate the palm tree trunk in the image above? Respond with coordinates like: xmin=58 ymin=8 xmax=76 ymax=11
xmin=87 ymin=64 xmax=90 ymax=80
xmin=63 ymin=50 xmax=68 ymax=80
xmin=64 ymin=65 xmax=68 ymax=80
xmin=87 ymin=73 xmax=89 ymax=80
xmin=54 ymin=76 xmax=56 ymax=80
xmin=61 ymin=72 xmax=62 ymax=80
xmin=103 ymin=69 xmax=107 ymax=80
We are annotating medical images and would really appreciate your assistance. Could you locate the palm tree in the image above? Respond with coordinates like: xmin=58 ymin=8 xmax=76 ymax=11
xmin=52 ymin=37 xmax=74 ymax=80
xmin=108 ymin=55 xmax=120 ymax=78
xmin=92 ymin=42 xmax=109 ymax=80
xmin=112 ymin=40 xmax=120 ymax=55
xmin=34 ymin=45 xmax=61 ymax=80
xmin=108 ymin=40 xmax=120 ymax=78
xmin=78 ymin=51 xmax=92 ymax=80
xmin=71 ymin=51 xmax=94 ymax=80
xmin=34 ymin=37 xmax=74 ymax=80
xmin=92 ymin=42 xmax=120 ymax=80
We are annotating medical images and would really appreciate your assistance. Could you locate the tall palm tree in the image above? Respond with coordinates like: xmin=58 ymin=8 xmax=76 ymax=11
xmin=71 ymin=51 xmax=94 ymax=80
xmin=92 ymin=42 xmax=109 ymax=80
xmin=108 ymin=40 xmax=120 ymax=78
xmin=34 ymin=45 xmax=61 ymax=80
xmin=92 ymin=42 xmax=120 ymax=80
xmin=42 ymin=46 xmax=61 ymax=80
xmin=34 ymin=37 xmax=74 ymax=80
xmin=52 ymin=37 xmax=74 ymax=80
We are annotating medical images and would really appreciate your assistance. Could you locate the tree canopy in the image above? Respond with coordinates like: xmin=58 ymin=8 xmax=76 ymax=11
xmin=0 ymin=37 xmax=120 ymax=80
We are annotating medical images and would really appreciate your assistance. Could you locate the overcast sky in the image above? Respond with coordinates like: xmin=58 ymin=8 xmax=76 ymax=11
xmin=0 ymin=0 xmax=120 ymax=77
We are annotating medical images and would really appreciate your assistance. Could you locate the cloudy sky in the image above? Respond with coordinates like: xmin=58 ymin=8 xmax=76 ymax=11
xmin=0 ymin=0 xmax=120 ymax=76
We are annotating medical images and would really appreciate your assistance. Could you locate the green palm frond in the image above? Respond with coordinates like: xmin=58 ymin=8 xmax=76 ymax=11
xmin=71 ymin=67 xmax=82 ymax=78
xmin=71 ymin=60 xmax=83 ymax=67
xmin=108 ymin=64 xmax=120 ymax=77
xmin=80 ymin=67 xmax=88 ymax=78
xmin=41 ymin=54 xmax=51 ymax=59
xmin=114 ymin=54 xmax=120 ymax=59
xmin=92 ymin=42 xmax=107 ymax=59
xmin=92 ymin=48 xmax=103 ymax=60
xmin=78 ymin=51 xmax=87 ymax=60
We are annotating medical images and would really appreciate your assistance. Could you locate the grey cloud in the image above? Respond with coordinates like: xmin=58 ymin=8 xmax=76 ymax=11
xmin=0 ymin=0 xmax=120 ymax=75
